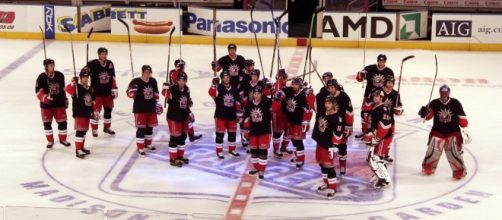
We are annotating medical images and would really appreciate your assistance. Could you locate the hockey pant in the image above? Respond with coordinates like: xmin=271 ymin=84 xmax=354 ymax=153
xmin=422 ymin=132 xmax=466 ymax=179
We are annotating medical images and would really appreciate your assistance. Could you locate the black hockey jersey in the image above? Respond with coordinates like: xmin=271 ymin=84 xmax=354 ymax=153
xmin=368 ymin=103 xmax=392 ymax=139
xmin=35 ymin=71 xmax=67 ymax=109
xmin=128 ymin=77 xmax=159 ymax=113
xmin=382 ymin=89 xmax=402 ymax=124
xmin=211 ymin=84 xmax=241 ymax=120
xmin=428 ymin=98 xmax=466 ymax=134
xmin=312 ymin=112 xmax=345 ymax=149
xmin=362 ymin=64 xmax=394 ymax=98
xmin=166 ymin=84 xmax=191 ymax=121
xmin=281 ymin=87 xmax=309 ymax=125
xmin=243 ymin=97 xmax=272 ymax=136
xmin=240 ymin=80 xmax=265 ymax=104
xmin=87 ymin=59 xmax=116 ymax=96
xmin=68 ymin=84 xmax=94 ymax=118
xmin=316 ymin=90 xmax=353 ymax=119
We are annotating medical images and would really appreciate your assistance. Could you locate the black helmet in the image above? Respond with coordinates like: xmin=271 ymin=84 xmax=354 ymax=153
xmin=228 ymin=43 xmax=237 ymax=50
xmin=43 ymin=58 xmax=55 ymax=66
xmin=372 ymin=89 xmax=385 ymax=97
xmin=220 ymin=71 xmax=230 ymax=78
xmin=244 ymin=59 xmax=255 ymax=66
xmin=177 ymin=72 xmax=187 ymax=81
xmin=325 ymin=95 xmax=336 ymax=104
xmin=175 ymin=59 xmax=185 ymax=67
xmin=253 ymin=85 xmax=263 ymax=93
xmin=439 ymin=84 xmax=450 ymax=92
xmin=141 ymin=65 xmax=152 ymax=72
xmin=97 ymin=47 xmax=108 ymax=54
xmin=385 ymin=75 xmax=395 ymax=83
xmin=322 ymin=72 xmax=333 ymax=79
xmin=79 ymin=66 xmax=90 ymax=77
xmin=326 ymin=79 xmax=338 ymax=88
xmin=292 ymin=77 xmax=303 ymax=86
xmin=251 ymin=69 xmax=260 ymax=77
xmin=377 ymin=54 xmax=387 ymax=61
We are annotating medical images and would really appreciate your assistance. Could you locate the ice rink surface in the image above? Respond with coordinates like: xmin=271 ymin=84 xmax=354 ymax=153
xmin=0 ymin=38 xmax=501 ymax=220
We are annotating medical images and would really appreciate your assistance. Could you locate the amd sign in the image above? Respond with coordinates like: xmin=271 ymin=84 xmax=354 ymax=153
xmin=436 ymin=20 xmax=471 ymax=37
xmin=322 ymin=13 xmax=396 ymax=41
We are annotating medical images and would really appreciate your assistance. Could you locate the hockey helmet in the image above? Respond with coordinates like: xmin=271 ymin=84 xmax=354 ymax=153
xmin=175 ymin=59 xmax=185 ymax=68
xmin=292 ymin=77 xmax=303 ymax=86
xmin=385 ymin=75 xmax=395 ymax=83
xmin=322 ymin=72 xmax=333 ymax=79
xmin=253 ymin=85 xmax=263 ymax=94
xmin=326 ymin=79 xmax=338 ymax=89
xmin=141 ymin=65 xmax=152 ymax=72
xmin=251 ymin=69 xmax=260 ymax=77
xmin=79 ymin=66 xmax=90 ymax=77
xmin=325 ymin=95 xmax=336 ymax=104
xmin=97 ymin=47 xmax=108 ymax=54
xmin=227 ymin=43 xmax=237 ymax=50
xmin=220 ymin=71 xmax=230 ymax=79
xmin=372 ymin=89 xmax=385 ymax=98
xmin=377 ymin=54 xmax=387 ymax=61
xmin=177 ymin=72 xmax=188 ymax=81
xmin=43 ymin=58 xmax=55 ymax=66
xmin=244 ymin=59 xmax=255 ymax=66
xmin=440 ymin=84 xmax=450 ymax=93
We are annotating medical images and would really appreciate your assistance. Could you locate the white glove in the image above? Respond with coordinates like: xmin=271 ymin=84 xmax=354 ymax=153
xmin=111 ymin=88 xmax=118 ymax=99
xmin=328 ymin=146 xmax=339 ymax=160
xmin=462 ymin=128 xmax=471 ymax=145
xmin=301 ymin=121 xmax=310 ymax=133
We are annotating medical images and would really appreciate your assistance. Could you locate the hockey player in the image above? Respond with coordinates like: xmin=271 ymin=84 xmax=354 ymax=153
xmin=271 ymin=69 xmax=291 ymax=158
xmin=65 ymin=67 xmax=93 ymax=159
xmin=418 ymin=85 xmax=469 ymax=180
xmin=163 ymin=72 xmax=191 ymax=167
xmin=126 ymin=65 xmax=162 ymax=157
xmin=356 ymin=54 xmax=394 ymax=138
xmin=380 ymin=75 xmax=403 ymax=163
xmin=243 ymin=86 xmax=272 ymax=179
xmin=239 ymin=69 xmax=265 ymax=152
xmin=36 ymin=58 xmax=71 ymax=149
xmin=167 ymin=59 xmax=202 ymax=143
xmin=313 ymin=79 xmax=354 ymax=175
xmin=363 ymin=89 xmax=393 ymax=188
xmin=273 ymin=77 xmax=314 ymax=169
xmin=312 ymin=96 xmax=345 ymax=199
xmin=239 ymin=59 xmax=255 ymax=89
xmin=317 ymin=72 xmax=344 ymax=95
xmin=87 ymin=47 xmax=117 ymax=137
xmin=209 ymin=71 xmax=242 ymax=159
xmin=217 ymin=43 xmax=246 ymax=88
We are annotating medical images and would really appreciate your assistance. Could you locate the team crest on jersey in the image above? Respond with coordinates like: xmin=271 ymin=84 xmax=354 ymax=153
xmin=84 ymin=93 xmax=93 ymax=107
xmin=143 ymin=86 xmax=154 ymax=99
xmin=286 ymin=98 xmax=297 ymax=112
xmin=108 ymin=62 xmax=113 ymax=69
xmin=250 ymin=108 xmax=263 ymax=123
xmin=48 ymin=82 xmax=60 ymax=95
xmin=318 ymin=117 xmax=328 ymax=132
xmin=179 ymin=96 xmax=188 ymax=109
xmin=383 ymin=98 xmax=393 ymax=109
xmin=223 ymin=93 xmax=235 ymax=107
xmin=228 ymin=64 xmax=239 ymax=76
xmin=372 ymin=74 xmax=385 ymax=87
xmin=438 ymin=108 xmax=453 ymax=123
xmin=99 ymin=71 xmax=110 ymax=84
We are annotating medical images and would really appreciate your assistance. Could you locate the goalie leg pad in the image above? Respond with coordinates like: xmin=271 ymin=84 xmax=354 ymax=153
xmin=444 ymin=133 xmax=466 ymax=179
xmin=422 ymin=136 xmax=445 ymax=174
xmin=369 ymin=155 xmax=391 ymax=183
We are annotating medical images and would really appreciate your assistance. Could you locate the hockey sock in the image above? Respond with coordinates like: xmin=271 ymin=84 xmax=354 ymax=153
xmin=228 ymin=132 xmax=237 ymax=152
xmin=145 ymin=127 xmax=153 ymax=146
xmin=104 ymin=108 xmax=112 ymax=128
xmin=75 ymin=130 xmax=86 ymax=150
xmin=43 ymin=122 xmax=54 ymax=143
xmin=136 ymin=128 xmax=145 ymax=150
xmin=250 ymin=148 xmax=259 ymax=170
xmin=258 ymin=149 xmax=268 ymax=172
xmin=326 ymin=167 xmax=337 ymax=190
xmin=57 ymin=121 xmax=67 ymax=142
xmin=176 ymin=134 xmax=186 ymax=157
xmin=320 ymin=165 xmax=328 ymax=185
xmin=215 ymin=132 xmax=224 ymax=154
xmin=168 ymin=140 xmax=178 ymax=160
xmin=273 ymin=132 xmax=282 ymax=151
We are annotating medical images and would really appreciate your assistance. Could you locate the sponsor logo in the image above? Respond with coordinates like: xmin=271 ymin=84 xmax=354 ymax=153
xmin=436 ymin=20 xmax=472 ymax=37
xmin=44 ymin=5 xmax=55 ymax=39
xmin=0 ymin=11 xmax=15 ymax=30
xmin=400 ymin=12 xmax=422 ymax=39
xmin=58 ymin=6 xmax=111 ymax=32
xmin=323 ymin=15 xmax=394 ymax=39
xmin=187 ymin=12 xmax=288 ymax=34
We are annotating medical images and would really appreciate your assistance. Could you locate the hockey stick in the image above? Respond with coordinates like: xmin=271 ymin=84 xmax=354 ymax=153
xmin=86 ymin=27 xmax=94 ymax=65
xmin=117 ymin=17 xmax=134 ymax=79
xmin=309 ymin=59 xmax=326 ymax=87
xmin=423 ymin=55 xmax=438 ymax=122
xmin=395 ymin=55 xmax=415 ymax=106
xmin=302 ymin=7 xmax=325 ymax=81
xmin=275 ymin=9 xmax=288 ymax=70
xmin=262 ymin=0 xmax=275 ymax=79
xmin=212 ymin=8 xmax=218 ymax=77
xmin=362 ymin=9 xmax=368 ymax=89
xmin=164 ymin=26 xmax=176 ymax=108
xmin=38 ymin=25 xmax=47 ymax=59
xmin=249 ymin=0 xmax=265 ymax=77
xmin=177 ymin=0 xmax=183 ymax=59
xmin=63 ymin=25 xmax=78 ymax=98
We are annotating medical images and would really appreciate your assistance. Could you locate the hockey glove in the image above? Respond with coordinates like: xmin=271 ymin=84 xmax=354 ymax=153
xmin=273 ymin=90 xmax=285 ymax=100
xmin=212 ymin=76 xmax=220 ymax=85
xmin=92 ymin=111 xmax=100 ymax=121
xmin=393 ymin=106 xmax=403 ymax=116
xmin=111 ymin=88 xmax=118 ymax=99
xmin=156 ymin=102 xmax=163 ymax=115
xmin=189 ymin=112 xmax=195 ymax=123
xmin=162 ymin=82 xmax=171 ymax=91
xmin=127 ymin=84 xmax=138 ymax=98
xmin=418 ymin=106 xmax=429 ymax=118
xmin=344 ymin=126 xmax=353 ymax=138
xmin=302 ymin=121 xmax=310 ymax=133
xmin=328 ymin=145 xmax=339 ymax=160
xmin=71 ymin=77 xmax=78 ymax=87
xmin=462 ymin=128 xmax=471 ymax=145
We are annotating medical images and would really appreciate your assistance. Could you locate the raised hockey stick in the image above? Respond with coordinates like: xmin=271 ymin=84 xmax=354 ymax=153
xmin=249 ymin=0 xmax=265 ymax=77
xmin=117 ymin=17 xmax=134 ymax=79
xmin=177 ymin=0 xmax=183 ymax=59
xmin=425 ymin=55 xmax=438 ymax=110
xmin=212 ymin=8 xmax=218 ymax=77
xmin=164 ymin=26 xmax=176 ymax=108
xmin=63 ymin=25 xmax=78 ymax=98
xmin=395 ymin=55 xmax=415 ymax=106
xmin=275 ymin=9 xmax=288 ymax=70
xmin=262 ymin=0 xmax=275 ymax=79
xmin=303 ymin=7 xmax=325 ymax=81
xmin=362 ymin=8 xmax=368 ymax=89
xmin=86 ymin=27 xmax=94 ymax=64
xmin=38 ymin=25 xmax=47 ymax=59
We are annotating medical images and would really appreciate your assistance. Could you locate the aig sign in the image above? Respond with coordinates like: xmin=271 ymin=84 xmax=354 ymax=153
xmin=436 ymin=20 xmax=471 ymax=37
